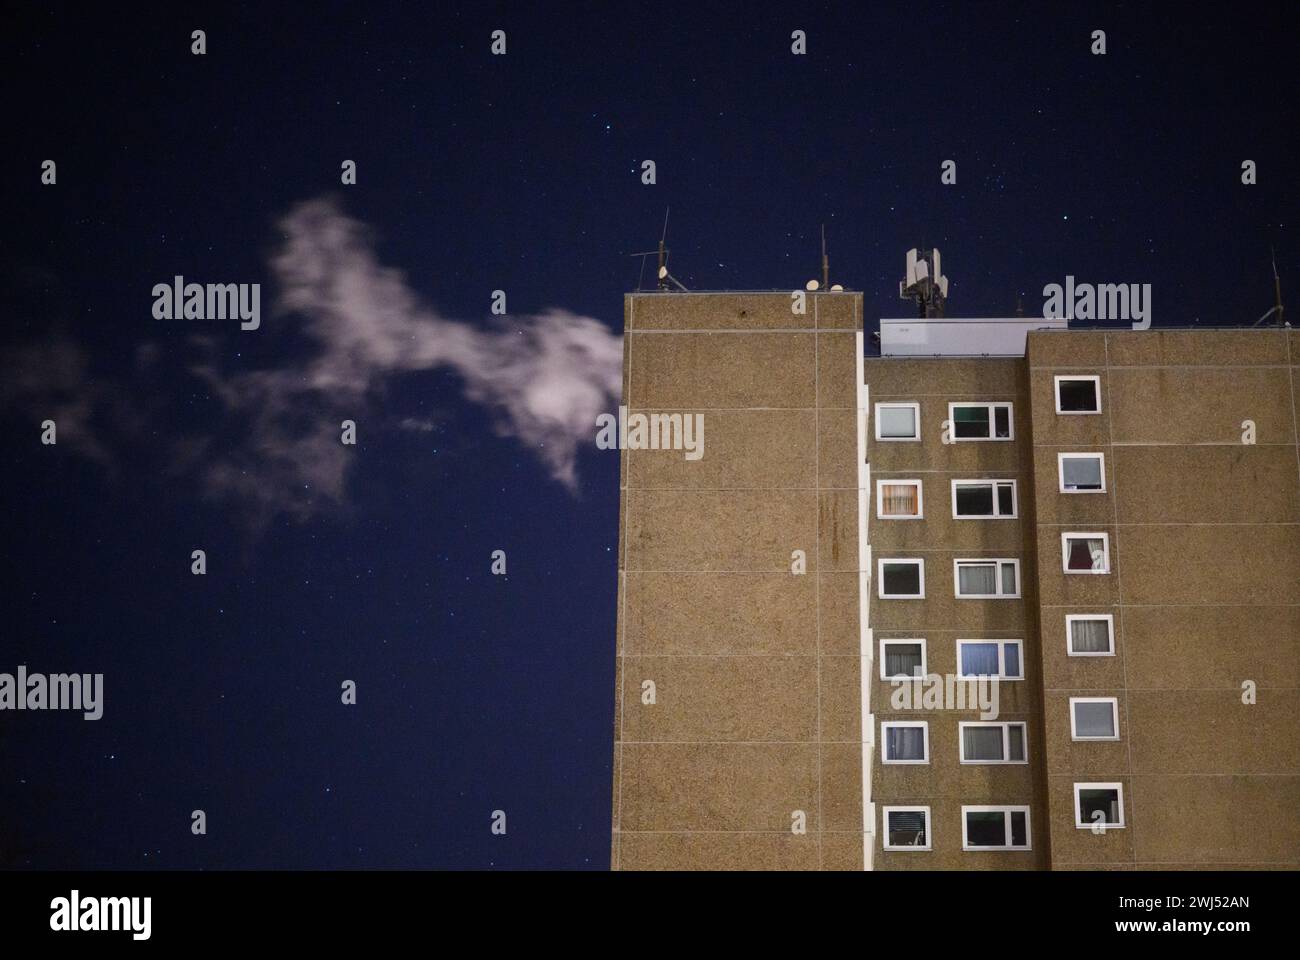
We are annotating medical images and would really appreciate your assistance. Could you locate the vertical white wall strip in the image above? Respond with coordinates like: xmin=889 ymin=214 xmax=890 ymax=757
xmin=855 ymin=331 xmax=874 ymax=870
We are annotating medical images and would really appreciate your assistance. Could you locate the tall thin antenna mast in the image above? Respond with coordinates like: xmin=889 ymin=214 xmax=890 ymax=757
xmin=1254 ymin=247 xmax=1286 ymax=326
xmin=658 ymin=208 xmax=670 ymax=291
xmin=629 ymin=208 xmax=673 ymax=292
xmin=1272 ymin=247 xmax=1285 ymax=327
xmin=821 ymin=225 xmax=829 ymax=290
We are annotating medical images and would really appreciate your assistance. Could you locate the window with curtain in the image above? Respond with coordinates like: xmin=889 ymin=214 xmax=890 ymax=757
xmin=962 ymin=725 xmax=1005 ymax=761
xmin=879 ymin=481 xmax=920 ymax=517
xmin=958 ymin=640 xmax=1023 ymax=679
xmin=959 ymin=563 xmax=997 ymax=595
xmin=1064 ymin=535 xmax=1108 ymax=572
xmin=955 ymin=560 xmax=1018 ymax=596
xmin=882 ymin=641 xmax=924 ymax=678
xmin=959 ymin=642 xmax=999 ymax=676
xmin=1069 ymin=617 xmax=1113 ymax=654
xmin=884 ymin=723 xmax=927 ymax=762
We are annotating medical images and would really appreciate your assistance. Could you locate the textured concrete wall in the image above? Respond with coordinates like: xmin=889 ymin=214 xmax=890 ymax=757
xmin=1026 ymin=328 xmax=1300 ymax=869
xmin=864 ymin=357 xmax=1050 ymax=870
xmin=611 ymin=291 xmax=865 ymax=870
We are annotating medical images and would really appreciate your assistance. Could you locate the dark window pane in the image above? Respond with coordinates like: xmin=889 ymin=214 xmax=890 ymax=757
xmin=953 ymin=406 xmax=989 ymax=438
xmin=883 ymin=562 xmax=921 ymax=595
xmin=1010 ymin=811 xmax=1028 ymax=846
xmin=997 ymin=484 xmax=1015 ymax=515
xmin=1003 ymin=643 xmax=1021 ymax=678
xmin=1079 ymin=789 xmax=1120 ymax=825
xmin=1059 ymin=379 xmax=1099 ymax=412
xmin=888 ymin=811 xmax=927 ymax=847
xmin=956 ymin=484 xmax=994 ymax=516
xmin=965 ymin=812 xmax=1005 ymax=846
xmin=994 ymin=406 xmax=1011 ymax=437
xmin=1008 ymin=726 xmax=1026 ymax=761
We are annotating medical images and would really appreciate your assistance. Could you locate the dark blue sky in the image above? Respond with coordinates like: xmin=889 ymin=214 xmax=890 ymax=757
xmin=3 ymin=1 xmax=1295 ymax=869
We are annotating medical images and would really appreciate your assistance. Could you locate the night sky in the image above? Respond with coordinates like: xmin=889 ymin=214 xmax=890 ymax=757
xmin=3 ymin=2 xmax=1295 ymax=869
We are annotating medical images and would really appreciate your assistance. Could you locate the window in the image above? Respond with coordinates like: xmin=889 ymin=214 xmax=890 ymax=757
xmin=875 ymin=402 xmax=920 ymax=441
xmin=879 ymin=639 xmax=926 ymax=680
xmin=1067 ymin=615 xmax=1115 ymax=656
xmin=1070 ymin=697 xmax=1120 ymax=740
xmin=1055 ymin=375 xmax=1102 ymax=414
xmin=1062 ymin=533 xmax=1110 ymax=573
xmin=1074 ymin=783 xmax=1125 ymax=830
xmin=961 ymin=806 xmax=1031 ymax=850
xmin=949 ymin=402 xmax=1014 ymax=441
xmin=877 ymin=479 xmax=923 ymax=519
xmin=878 ymin=558 xmax=925 ymax=599
xmin=951 ymin=479 xmax=1017 ymax=519
xmin=957 ymin=639 xmax=1024 ymax=680
xmin=881 ymin=721 xmax=929 ymax=764
xmin=959 ymin=722 xmax=1028 ymax=764
xmin=953 ymin=559 xmax=1020 ymax=598
xmin=882 ymin=806 xmax=931 ymax=851
xmin=1058 ymin=452 xmax=1106 ymax=493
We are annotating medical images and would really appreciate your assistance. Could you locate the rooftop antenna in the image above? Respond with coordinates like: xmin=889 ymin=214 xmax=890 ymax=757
xmin=628 ymin=208 xmax=673 ymax=292
xmin=899 ymin=247 xmax=949 ymax=317
xmin=658 ymin=207 xmax=670 ymax=291
xmin=1254 ymin=247 xmax=1286 ymax=326
xmin=821 ymin=224 xmax=829 ymax=290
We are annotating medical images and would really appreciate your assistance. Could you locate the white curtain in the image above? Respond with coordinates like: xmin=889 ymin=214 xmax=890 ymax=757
xmin=887 ymin=726 xmax=925 ymax=760
xmin=1071 ymin=619 xmax=1110 ymax=652
xmin=958 ymin=564 xmax=997 ymax=595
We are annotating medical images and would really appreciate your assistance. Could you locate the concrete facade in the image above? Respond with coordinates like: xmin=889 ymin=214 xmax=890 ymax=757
xmin=611 ymin=293 xmax=1300 ymax=871
xmin=611 ymin=291 xmax=867 ymax=871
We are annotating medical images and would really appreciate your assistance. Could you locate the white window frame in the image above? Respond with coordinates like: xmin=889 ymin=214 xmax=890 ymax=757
xmin=880 ymin=720 xmax=930 ymax=765
xmin=876 ymin=478 xmax=924 ymax=520
xmin=958 ymin=721 xmax=1029 ymax=764
xmin=1058 ymin=452 xmax=1107 ymax=494
xmin=874 ymin=401 xmax=921 ymax=442
xmin=948 ymin=401 xmax=1015 ymax=441
xmin=1069 ymin=697 xmax=1120 ymax=741
xmin=1054 ymin=374 xmax=1102 ymax=415
xmin=956 ymin=639 xmax=1025 ymax=680
xmin=953 ymin=558 xmax=1021 ymax=598
xmin=1061 ymin=532 xmax=1110 ymax=574
xmin=950 ymin=478 xmax=1018 ymax=519
xmin=878 ymin=638 xmax=927 ymax=681
xmin=1066 ymin=614 xmax=1115 ymax=657
xmin=878 ymin=558 xmax=925 ymax=599
xmin=882 ymin=806 xmax=932 ymax=852
xmin=1073 ymin=782 xmax=1125 ymax=830
xmin=961 ymin=805 xmax=1032 ymax=851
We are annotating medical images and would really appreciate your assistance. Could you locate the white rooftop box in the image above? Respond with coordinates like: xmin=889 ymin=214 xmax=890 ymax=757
xmin=879 ymin=317 xmax=1068 ymax=357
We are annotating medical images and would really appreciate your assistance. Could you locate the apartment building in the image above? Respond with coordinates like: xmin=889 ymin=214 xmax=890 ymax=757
xmin=611 ymin=289 xmax=1300 ymax=870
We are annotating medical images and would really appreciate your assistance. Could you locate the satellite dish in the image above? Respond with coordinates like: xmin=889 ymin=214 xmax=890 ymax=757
xmin=658 ymin=266 xmax=668 ymax=279
xmin=806 ymin=279 xmax=820 ymax=291
xmin=831 ymin=284 xmax=844 ymax=291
